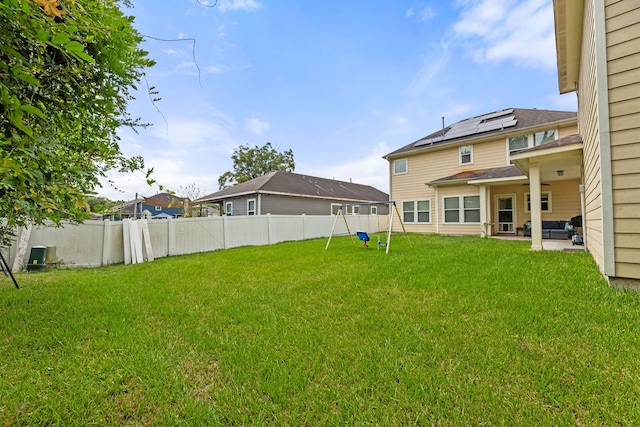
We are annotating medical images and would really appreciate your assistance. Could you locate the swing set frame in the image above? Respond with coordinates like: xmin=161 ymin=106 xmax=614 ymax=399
xmin=325 ymin=201 xmax=411 ymax=254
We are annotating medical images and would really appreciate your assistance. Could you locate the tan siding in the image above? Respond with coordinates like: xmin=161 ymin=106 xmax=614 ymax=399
xmin=610 ymin=128 xmax=640 ymax=146
xmin=580 ymin=0 xmax=606 ymax=273
xmin=605 ymin=0 xmax=640 ymax=19
xmin=607 ymin=1 xmax=640 ymax=278
xmin=608 ymin=68 xmax=640 ymax=88
xmin=607 ymin=38 xmax=640 ymax=60
xmin=614 ymin=218 xmax=640 ymax=233
xmin=616 ymin=233 xmax=640 ymax=247
xmin=614 ymin=204 xmax=640 ymax=218
xmin=608 ymin=81 xmax=640 ymax=103
xmin=607 ymin=22 xmax=640 ymax=45
xmin=617 ymin=263 xmax=640 ymax=278
xmin=604 ymin=4 xmax=640 ymax=31
xmin=558 ymin=123 xmax=578 ymax=137
xmin=609 ymin=111 xmax=640 ymax=131
xmin=616 ymin=248 xmax=640 ymax=263
xmin=612 ymin=188 xmax=640 ymax=204
xmin=609 ymin=97 xmax=640 ymax=117
xmin=611 ymin=158 xmax=640 ymax=175
xmin=612 ymin=174 xmax=640 ymax=189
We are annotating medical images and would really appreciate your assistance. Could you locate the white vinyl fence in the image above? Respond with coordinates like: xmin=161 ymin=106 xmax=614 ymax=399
xmin=3 ymin=214 xmax=388 ymax=269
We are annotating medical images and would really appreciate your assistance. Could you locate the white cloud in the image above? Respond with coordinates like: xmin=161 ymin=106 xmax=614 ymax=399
xmin=453 ymin=0 xmax=556 ymax=69
xmin=406 ymin=39 xmax=450 ymax=96
xmin=218 ymin=0 xmax=261 ymax=12
xmin=395 ymin=116 xmax=409 ymax=126
xmin=417 ymin=6 xmax=436 ymax=21
xmin=406 ymin=6 xmax=436 ymax=21
xmin=304 ymin=142 xmax=391 ymax=194
xmin=149 ymin=116 xmax=237 ymax=153
xmin=245 ymin=118 xmax=270 ymax=135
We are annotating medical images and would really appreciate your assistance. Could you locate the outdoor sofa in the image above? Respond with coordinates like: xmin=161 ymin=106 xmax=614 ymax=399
xmin=523 ymin=220 xmax=574 ymax=240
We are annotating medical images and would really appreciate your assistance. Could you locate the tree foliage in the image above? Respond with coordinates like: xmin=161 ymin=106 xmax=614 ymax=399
xmin=218 ymin=142 xmax=294 ymax=189
xmin=0 ymin=0 xmax=154 ymax=244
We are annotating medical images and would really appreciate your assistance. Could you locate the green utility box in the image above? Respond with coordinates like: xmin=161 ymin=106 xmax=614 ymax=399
xmin=26 ymin=245 xmax=47 ymax=272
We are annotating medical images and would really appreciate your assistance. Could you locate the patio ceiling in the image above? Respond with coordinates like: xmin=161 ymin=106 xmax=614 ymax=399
xmin=510 ymin=134 xmax=583 ymax=182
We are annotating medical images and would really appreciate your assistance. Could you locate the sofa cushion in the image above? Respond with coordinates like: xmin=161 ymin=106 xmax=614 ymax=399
xmin=542 ymin=220 xmax=562 ymax=229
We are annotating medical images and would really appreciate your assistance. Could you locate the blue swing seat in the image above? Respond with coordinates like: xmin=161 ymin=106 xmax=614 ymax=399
xmin=356 ymin=231 xmax=370 ymax=247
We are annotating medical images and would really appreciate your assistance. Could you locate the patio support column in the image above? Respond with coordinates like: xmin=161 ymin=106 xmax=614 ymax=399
xmin=479 ymin=184 xmax=490 ymax=237
xmin=530 ymin=162 xmax=543 ymax=251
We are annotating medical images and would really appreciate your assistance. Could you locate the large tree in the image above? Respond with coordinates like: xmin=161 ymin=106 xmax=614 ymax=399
xmin=218 ymin=142 xmax=294 ymax=189
xmin=0 ymin=0 xmax=154 ymax=245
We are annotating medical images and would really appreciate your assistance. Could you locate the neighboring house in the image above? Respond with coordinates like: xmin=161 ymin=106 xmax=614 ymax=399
xmin=196 ymin=171 xmax=389 ymax=216
xmin=549 ymin=0 xmax=640 ymax=288
xmin=384 ymin=107 xmax=580 ymax=238
xmin=109 ymin=193 xmax=188 ymax=220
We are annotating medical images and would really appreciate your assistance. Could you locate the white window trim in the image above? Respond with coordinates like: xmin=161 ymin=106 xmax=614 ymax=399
xmin=225 ymin=201 xmax=233 ymax=216
xmin=443 ymin=195 xmax=481 ymax=224
xmin=524 ymin=191 xmax=552 ymax=213
xmin=247 ymin=198 xmax=256 ymax=216
xmin=394 ymin=158 xmax=408 ymax=175
xmin=459 ymin=145 xmax=473 ymax=165
xmin=155 ymin=206 xmax=162 ymax=211
xmin=371 ymin=206 xmax=377 ymax=215
xmin=331 ymin=203 xmax=342 ymax=215
xmin=402 ymin=200 xmax=431 ymax=224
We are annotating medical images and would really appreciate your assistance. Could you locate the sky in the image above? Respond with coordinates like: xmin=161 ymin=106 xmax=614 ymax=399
xmin=101 ymin=0 xmax=578 ymax=201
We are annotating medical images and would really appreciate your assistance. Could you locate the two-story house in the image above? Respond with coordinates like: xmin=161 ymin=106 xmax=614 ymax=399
xmin=384 ymin=108 xmax=579 ymax=238
xmin=385 ymin=0 xmax=640 ymax=289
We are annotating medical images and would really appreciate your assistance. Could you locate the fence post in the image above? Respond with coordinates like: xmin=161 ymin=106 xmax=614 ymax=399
xmin=168 ymin=217 xmax=175 ymax=256
xmin=222 ymin=215 xmax=228 ymax=250
xmin=102 ymin=219 xmax=111 ymax=266
xmin=267 ymin=213 xmax=272 ymax=245
xmin=302 ymin=214 xmax=306 ymax=240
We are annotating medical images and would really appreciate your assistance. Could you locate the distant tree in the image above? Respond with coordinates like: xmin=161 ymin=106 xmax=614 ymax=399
xmin=0 ymin=0 xmax=154 ymax=245
xmin=178 ymin=183 xmax=205 ymax=201
xmin=86 ymin=196 xmax=117 ymax=214
xmin=218 ymin=142 xmax=295 ymax=189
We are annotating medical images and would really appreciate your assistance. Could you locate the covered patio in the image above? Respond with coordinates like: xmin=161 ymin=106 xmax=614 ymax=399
xmin=510 ymin=134 xmax=584 ymax=251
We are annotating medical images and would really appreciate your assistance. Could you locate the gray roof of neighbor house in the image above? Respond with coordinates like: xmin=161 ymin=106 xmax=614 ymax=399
xmin=196 ymin=171 xmax=389 ymax=203
xmin=385 ymin=108 xmax=577 ymax=158
xmin=143 ymin=192 xmax=187 ymax=209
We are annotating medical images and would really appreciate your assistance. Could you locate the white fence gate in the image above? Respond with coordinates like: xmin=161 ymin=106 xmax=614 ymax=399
xmin=3 ymin=214 xmax=388 ymax=269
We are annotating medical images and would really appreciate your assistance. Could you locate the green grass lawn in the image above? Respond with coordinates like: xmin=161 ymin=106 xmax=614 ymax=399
xmin=2 ymin=234 xmax=640 ymax=425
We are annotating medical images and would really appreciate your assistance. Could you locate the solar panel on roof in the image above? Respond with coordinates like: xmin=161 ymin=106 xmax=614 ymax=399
xmin=479 ymin=108 xmax=514 ymax=121
xmin=414 ymin=109 xmax=518 ymax=147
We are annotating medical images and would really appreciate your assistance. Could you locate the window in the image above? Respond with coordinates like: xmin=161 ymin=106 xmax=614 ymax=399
xmin=371 ymin=206 xmax=377 ymax=215
xmin=443 ymin=195 xmax=480 ymax=223
xmin=525 ymin=192 xmax=551 ymax=212
xmin=417 ymin=200 xmax=430 ymax=223
xmin=403 ymin=201 xmax=414 ymax=223
xmin=534 ymin=130 xmax=556 ymax=146
xmin=459 ymin=145 xmax=472 ymax=164
xmin=247 ymin=199 xmax=256 ymax=216
xmin=394 ymin=159 xmax=408 ymax=175
xmin=508 ymin=135 xmax=529 ymax=153
xmin=402 ymin=200 xmax=430 ymax=223
xmin=331 ymin=204 xmax=341 ymax=215
xmin=225 ymin=202 xmax=233 ymax=216
xmin=508 ymin=129 xmax=557 ymax=155
xmin=155 ymin=206 xmax=162 ymax=211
